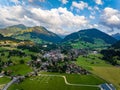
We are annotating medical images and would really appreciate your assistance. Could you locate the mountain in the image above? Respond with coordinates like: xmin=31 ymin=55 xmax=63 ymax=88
xmin=101 ymin=40 xmax=120 ymax=65
xmin=111 ymin=40 xmax=120 ymax=49
xmin=0 ymin=24 xmax=62 ymax=43
xmin=112 ymin=33 xmax=120 ymax=40
xmin=0 ymin=33 xmax=17 ymax=41
xmin=63 ymin=28 xmax=117 ymax=49
xmin=0 ymin=24 xmax=27 ymax=36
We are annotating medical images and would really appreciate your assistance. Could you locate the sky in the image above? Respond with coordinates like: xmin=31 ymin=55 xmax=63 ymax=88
xmin=0 ymin=0 xmax=120 ymax=35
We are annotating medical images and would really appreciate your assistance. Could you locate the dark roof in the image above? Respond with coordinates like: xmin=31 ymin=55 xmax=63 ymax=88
xmin=100 ymin=83 xmax=116 ymax=90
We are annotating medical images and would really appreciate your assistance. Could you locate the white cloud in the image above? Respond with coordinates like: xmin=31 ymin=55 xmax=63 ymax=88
xmin=10 ymin=0 xmax=20 ymax=5
xmin=39 ymin=0 xmax=45 ymax=2
xmin=100 ymin=7 xmax=120 ymax=30
xmin=0 ymin=6 xmax=89 ymax=35
xmin=94 ymin=6 xmax=99 ymax=11
xmin=30 ymin=7 xmax=88 ymax=34
xmin=61 ymin=0 xmax=68 ymax=4
xmin=11 ymin=0 xmax=19 ymax=3
xmin=88 ymin=7 xmax=93 ymax=10
xmin=72 ymin=1 xmax=88 ymax=10
xmin=28 ymin=0 xmax=45 ymax=3
xmin=28 ymin=0 xmax=33 ymax=2
xmin=89 ymin=15 xmax=95 ymax=19
xmin=95 ymin=0 xmax=103 ymax=5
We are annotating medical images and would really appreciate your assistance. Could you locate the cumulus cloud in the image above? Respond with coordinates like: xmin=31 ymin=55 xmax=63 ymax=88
xmin=28 ymin=0 xmax=45 ymax=4
xmin=60 ymin=0 xmax=68 ymax=4
xmin=100 ymin=7 xmax=120 ymax=30
xmin=71 ymin=1 xmax=88 ymax=10
xmin=89 ymin=15 xmax=95 ymax=19
xmin=28 ymin=0 xmax=33 ymax=2
xmin=0 ymin=6 xmax=88 ymax=35
xmin=95 ymin=0 xmax=103 ymax=5
xmin=39 ymin=0 xmax=45 ymax=2
xmin=10 ymin=0 xmax=19 ymax=3
xmin=94 ymin=6 xmax=100 ymax=11
xmin=9 ymin=0 xmax=21 ymax=5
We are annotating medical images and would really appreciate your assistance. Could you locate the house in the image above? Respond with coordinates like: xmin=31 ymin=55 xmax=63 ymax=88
xmin=92 ymin=50 xmax=98 ymax=54
xmin=100 ymin=83 xmax=116 ymax=90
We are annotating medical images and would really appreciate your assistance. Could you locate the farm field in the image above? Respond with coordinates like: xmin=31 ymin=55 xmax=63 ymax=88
xmin=76 ymin=54 xmax=120 ymax=90
xmin=3 ymin=64 xmax=32 ymax=75
xmin=76 ymin=54 xmax=111 ymax=69
xmin=92 ymin=67 xmax=120 ymax=90
xmin=8 ymin=73 xmax=104 ymax=90
xmin=0 ymin=77 xmax=11 ymax=89
xmin=0 ymin=77 xmax=11 ymax=84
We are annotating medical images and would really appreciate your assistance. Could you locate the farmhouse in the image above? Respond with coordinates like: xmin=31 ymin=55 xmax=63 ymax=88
xmin=100 ymin=83 xmax=116 ymax=90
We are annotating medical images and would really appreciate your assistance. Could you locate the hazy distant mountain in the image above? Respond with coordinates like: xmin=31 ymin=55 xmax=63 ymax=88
xmin=62 ymin=28 xmax=117 ymax=49
xmin=112 ymin=33 xmax=120 ymax=40
xmin=0 ymin=24 xmax=62 ymax=43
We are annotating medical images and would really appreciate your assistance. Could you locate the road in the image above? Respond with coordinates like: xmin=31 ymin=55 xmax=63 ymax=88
xmin=2 ymin=77 xmax=18 ymax=90
xmin=38 ymin=74 xmax=99 ymax=88
xmin=2 ymin=74 xmax=101 ymax=90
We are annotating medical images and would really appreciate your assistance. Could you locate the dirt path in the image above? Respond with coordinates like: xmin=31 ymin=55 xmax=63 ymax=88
xmin=38 ymin=74 xmax=100 ymax=88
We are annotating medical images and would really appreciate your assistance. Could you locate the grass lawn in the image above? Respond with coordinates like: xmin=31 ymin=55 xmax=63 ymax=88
xmin=76 ymin=54 xmax=111 ymax=70
xmin=92 ymin=67 xmax=120 ymax=90
xmin=4 ymin=64 xmax=32 ymax=75
xmin=0 ymin=77 xmax=11 ymax=84
xmin=8 ymin=73 xmax=102 ymax=90
xmin=40 ymin=72 xmax=105 ymax=85
xmin=0 ymin=77 xmax=11 ymax=89
xmin=76 ymin=54 xmax=120 ymax=90
xmin=65 ymin=74 xmax=105 ymax=85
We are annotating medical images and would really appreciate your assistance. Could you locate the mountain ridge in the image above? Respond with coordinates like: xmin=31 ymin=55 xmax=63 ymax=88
xmin=0 ymin=25 xmax=62 ymax=43
xmin=63 ymin=28 xmax=117 ymax=44
xmin=0 ymin=25 xmax=117 ymax=46
xmin=62 ymin=28 xmax=117 ymax=49
xmin=112 ymin=33 xmax=120 ymax=40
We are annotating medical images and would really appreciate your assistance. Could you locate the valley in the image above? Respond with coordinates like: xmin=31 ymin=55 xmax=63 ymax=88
xmin=0 ymin=25 xmax=119 ymax=90
xmin=0 ymin=0 xmax=120 ymax=90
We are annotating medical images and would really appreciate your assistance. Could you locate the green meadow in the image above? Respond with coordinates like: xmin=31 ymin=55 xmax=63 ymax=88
xmin=8 ymin=73 xmax=104 ymax=90
xmin=76 ymin=54 xmax=120 ymax=90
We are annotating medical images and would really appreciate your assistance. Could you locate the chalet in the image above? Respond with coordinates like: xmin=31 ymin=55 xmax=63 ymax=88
xmin=100 ymin=83 xmax=116 ymax=90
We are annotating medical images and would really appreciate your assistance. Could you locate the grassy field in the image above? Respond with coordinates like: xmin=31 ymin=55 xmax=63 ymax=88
xmin=40 ymin=72 xmax=105 ymax=85
xmin=65 ymin=74 xmax=105 ymax=85
xmin=0 ymin=47 xmax=33 ymax=76
xmin=76 ymin=54 xmax=111 ymax=70
xmin=0 ymin=77 xmax=11 ymax=89
xmin=76 ymin=54 xmax=120 ymax=90
xmin=0 ymin=77 xmax=11 ymax=84
xmin=69 ymin=39 xmax=109 ymax=49
xmin=92 ymin=67 xmax=120 ymax=90
xmin=4 ymin=64 xmax=32 ymax=75
xmin=8 ymin=73 xmax=104 ymax=90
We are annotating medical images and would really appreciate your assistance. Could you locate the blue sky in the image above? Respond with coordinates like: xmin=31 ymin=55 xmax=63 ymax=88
xmin=0 ymin=0 xmax=120 ymax=35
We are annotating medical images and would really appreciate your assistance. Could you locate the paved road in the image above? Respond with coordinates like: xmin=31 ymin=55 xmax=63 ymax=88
xmin=38 ymin=74 xmax=99 ymax=88
xmin=2 ymin=77 xmax=18 ymax=90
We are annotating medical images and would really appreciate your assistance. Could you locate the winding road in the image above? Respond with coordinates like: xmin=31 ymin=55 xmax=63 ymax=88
xmin=38 ymin=74 xmax=100 ymax=88
xmin=2 ymin=74 xmax=101 ymax=90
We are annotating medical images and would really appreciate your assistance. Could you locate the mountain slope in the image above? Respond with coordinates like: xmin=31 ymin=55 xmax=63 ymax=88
xmin=63 ymin=28 xmax=117 ymax=49
xmin=0 ymin=25 xmax=62 ymax=43
xmin=112 ymin=33 xmax=120 ymax=40
xmin=0 ymin=33 xmax=17 ymax=41
xmin=0 ymin=24 xmax=27 ymax=36
xmin=100 ymin=40 xmax=120 ymax=65
xmin=111 ymin=40 xmax=120 ymax=49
